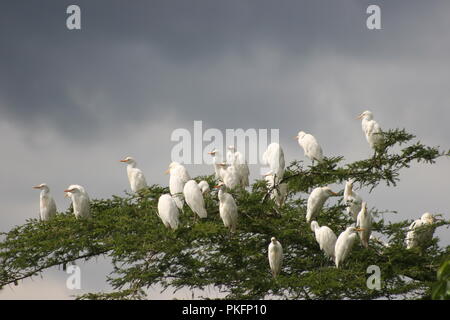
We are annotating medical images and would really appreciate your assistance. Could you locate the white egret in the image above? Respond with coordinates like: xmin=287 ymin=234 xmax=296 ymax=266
xmin=306 ymin=186 xmax=338 ymax=223
xmin=268 ymin=237 xmax=283 ymax=278
xmin=215 ymin=183 xmax=238 ymax=233
xmin=166 ymin=162 xmax=191 ymax=210
xmin=183 ymin=180 xmax=207 ymax=219
xmin=310 ymin=221 xmax=337 ymax=261
xmin=295 ymin=131 xmax=324 ymax=164
xmin=218 ymin=163 xmax=240 ymax=189
xmin=357 ymin=110 xmax=383 ymax=151
xmin=33 ymin=183 xmax=57 ymax=221
xmin=356 ymin=202 xmax=372 ymax=248
xmin=227 ymin=146 xmax=250 ymax=187
xmin=157 ymin=194 xmax=180 ymax=230
xmin=264 ymin=173 xmax=288 ymax=207
xmin=405 ymin=212 xmax=436 ymax=249
xmin=335 ymin=226 xmax=363 ymax=268
xmin=198 ymin=180 xmax=210 ymax=194
xmin=119 ymin=156 xmax=148 ymax=192
xmin=208 ymin=149 xmax=224 ymax=180
xmin=343 ymin=179 xmax=363 ymax=220
xmin=64 ymin=184 xmax=91 ymax=219
xmin=262 ymin=143 xmax=285 ymax=182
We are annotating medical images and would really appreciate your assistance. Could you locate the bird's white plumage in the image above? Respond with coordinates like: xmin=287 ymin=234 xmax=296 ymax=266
xmin=262 ymin=143 xmax=285 ymax=182
xmin=183 ymin=180 xmax=207 ymax=218
xmin=157 ymin=194 xmax=180 ymax=230
xmin=296 ymin=131 xmax=324 ymax=163
xmin=120 ymin=156 xmax=148 ymax=192
xmin=198 ymin=180 xmax=210 ymax=194
xmin=358 ymin=110 xmax=383 ymax=150
xmin=208 ymin=149 xmax=224 ymax=180
xmin=306 ymin=187 xmax=337 ymax=223
xmin=268 ymin=237 xmax=283 ymax=278
xmin=65 ymin=184 xmax=91 ymax=219
xmin=227 ymin=146 xmax=250 ymax=187
xmin=405 ymin=212 xmax=436 ymax=249
xmin=167 ymin=162 xmax=191 ymax=210
xmin=343 ymin=179 xmax=363 ymax=220
xmin=310 ymin=221 xmax=337 ymax=260
xmin=217 ymin=185 xmax=238 ymax=232
xmin=335 ymin=227 xmax=359 ymax=268
xmin=356 ymin=202 xmax=372 ymax=248
xmin=265 ymin=174 xmax=288 ymax=207
xmin=33 ymin=183 xmax=57 ymax=221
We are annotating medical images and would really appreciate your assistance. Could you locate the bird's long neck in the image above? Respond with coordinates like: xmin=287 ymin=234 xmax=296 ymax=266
xmin=344 ymin=183 xmax=353 ymax=198
xmin=127 ymin=161 xmax=136 ymax=169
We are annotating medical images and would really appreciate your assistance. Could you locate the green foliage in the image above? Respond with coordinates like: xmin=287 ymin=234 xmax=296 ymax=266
xmin=0 ymin=128 xmax=448 ymax=300
xmin=431 ymin=259 xmax=450 ymax=300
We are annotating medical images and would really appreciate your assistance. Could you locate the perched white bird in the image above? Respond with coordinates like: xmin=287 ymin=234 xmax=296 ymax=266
xmin=262 ymin=143 xmax=285 ymax=182
xmin=183 ymin=180 xmax=207 ymax=219
xmin=295 ymin=131 xmax=324 ymax=164
xmin=268 ymin=237 xmax=283 ymax=278
xmin=215 ymin=183 xmax=238 ymax=232
xmin=335 ymin=226 xmax=363 ymax=268
xmin=227 ymin=146 xmax=250 ymax=187
xmin=208 ymin=149 xmax=224 ymax=180
xmin=33 ymin=183 xmax=57 ymax=221
xmin=343 ymin=179 xmax=363 ymax=220
xmin=64 ymin=185 xmax=91 ymax=219
xmin=310 ymin=221 xmax=337 ymax=261
xmin=306 ymin=187 xmax=338 ymax=223
xmin=166 ymin=162 xmax=191 ymax=210
xmin=218 ymin=163 xmax=240 ymax=189
xmin=405 ymin=212 xmax=436 ymax=249
xmin=198 ymin=180 xmax=210 ymax=194
xmin=119 ymin=156 xmax=148 ymax=192
xmin=356 ymin=202 xmax=372 ymax=248
xmin=157 ymin=194 xmax=180 ymax=230
xmin=264 ymin=173 xmax=288 ymax=207
xmin=357 ymin=110 xmax=383 ymax=151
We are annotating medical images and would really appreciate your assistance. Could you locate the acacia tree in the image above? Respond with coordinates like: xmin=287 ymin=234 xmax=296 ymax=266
xmin=0 ymin=128 xmax=449 ymax=300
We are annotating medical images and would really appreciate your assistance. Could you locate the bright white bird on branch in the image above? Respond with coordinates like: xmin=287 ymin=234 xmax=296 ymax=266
xmin=306 ymin=186 xmax=338 ymax=223
xmin=357 ymin=110 xmax=383 ymax=150
xmin=334 ymin=226 xmax=363 ymax=268
xmin=356 ymin=202 xmax=372 ymax=248
xmin=262 ymin=143 xmax=285 ymax=182
xmin=183 ymin=180 xmax=207 ymax=219
xmin=119 ymin=156 xmax=148 ymax=192
xmin=405 ymin=212 xmax=436 ymax=249
xmin=218 ymin=162 xmax=240 ymax=189
xmin=227 ymin=146 xmax=250 ymax=187
xmin=33 ymin=183 xmax=57 ymax=221
xmin=310 ymin=221 xmax=337 ymax=261
xmin=198 ymin=180 xmax=210 ymax=194
xmin=215 ymin=183 xmax=238 ymax=233
xmin=208 ymin=149 xmax=224 ymax=180
xmin=268 ymin=237 xmax=283 ymax=278
xmin=166 ymin=162 xmax=191 ymax=210
xmin=295 ymin=131 xmax=324 ymax=164
xmin=64 ymin=184 xmax=91 ymax=219
xmin=264 ymin=173 xmax=288 ymax=207
xmin=343 ymin=179 xmax=363 ymax=220
xmin=157 ymin=194 xmax=180 ymax=230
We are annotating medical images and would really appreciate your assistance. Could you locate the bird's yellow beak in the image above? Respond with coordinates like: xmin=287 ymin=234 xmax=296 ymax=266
xmin=164 ymin=169 xmax=170 ymax=174
xmin=355 ymin=227 xmax=365 ymax=231
xmin=64 ymin=189 xmax=73 ymax=193
xmin=119 ymin=159 xmax=128 ymax=162
xmin=331 ymin=191 xmax=339 ymax=196
xmin=32 ymin=186 xmax=41 ymax=189
xmin=293 ymin=136 xmax=298 ymax=139
xmin=208 ymin=151 xmax=215 ymax=155
xmin=356 ymin=114 xmax=363 ymax=120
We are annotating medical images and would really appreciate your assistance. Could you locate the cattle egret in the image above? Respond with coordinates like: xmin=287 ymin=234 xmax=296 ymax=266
xmin=335 ymin=226 xmax=363 ymax=268
xmin=357 ymin=110 xmax=383 ymax=151
xmin=295 ymin=131 xmax=324 ymax=164
xmin=208 ymin=149 xmax=224 ymax=180
xmin=157 ymin=194 xmax=180 ymax=230
xmin=215 ymin=183 xmax=238 ymax=233
xmin=218 ymin=163 xmax=240 ymax=189
xmin=64 ymin=185 xmax=91 ymax=219
xmin=33 ymin=183 xmax=57 ymax=221
xmin=183 ymin=180 xmax=207 ymax=219
xmin=198 ymin=180 xmax=210 ymax=194
xmin=405 ymin=212 xmax=436 ymax=249
xmin=268 ymin=237 xmax=283 ymax=278
xmin=227 ymin=146 xmax=250 ymax=187
xmin=166 ymin=162 xmax=191 ymax=210
xmin=119 ymin=156 xmax=148 ymax=192
xmin=306 ymin=187 xmax=338 ymax=223
xmin=262 ymin=143 xmax=285 ymax=182
xmin=264 ymin=173 xmax=288 ymax=207
xmin=310 ymin=221 xmax=337 ymax=261
xmin=343 ymin=179 xmax=363 ymax=220
xmin=356 ymin=202 xmax=372 ymax=248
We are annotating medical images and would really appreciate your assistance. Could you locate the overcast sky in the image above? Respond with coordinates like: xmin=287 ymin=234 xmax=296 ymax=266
xmin=0 ymin=0 xmax=449 ymax=299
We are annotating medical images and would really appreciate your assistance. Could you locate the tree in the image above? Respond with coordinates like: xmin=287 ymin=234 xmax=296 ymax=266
xmin=0 ymin=128 xmax=449 ymax=300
